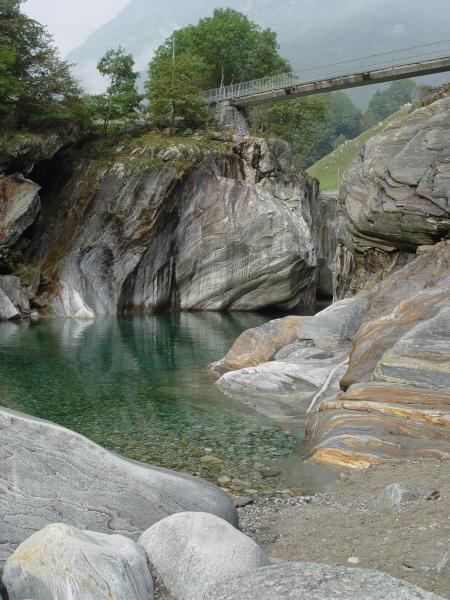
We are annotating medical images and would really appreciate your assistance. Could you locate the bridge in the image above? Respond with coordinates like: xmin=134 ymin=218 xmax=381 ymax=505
xmin=202 ymin=39 xmax=450 ymax=107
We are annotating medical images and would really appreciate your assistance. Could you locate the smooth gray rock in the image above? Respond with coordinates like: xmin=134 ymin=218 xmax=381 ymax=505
xmin=47 ymin=280 xmax=95 ymax=319
xmin=0 ymin=407 xmax=238 ymax=575
xmin=0 ymin=287 xmax=19 ymax=320
xmin=138 ymin=512 xmax=268 ymax=600
xmin=214 ymin=297 xmax=361 ymax=414
xmin=0 ymin=276 xmax=30 ymax=313
xmin=297 ymin=293 xmax=371 ymax=351
xmin=3 ymin=523 xmax=154 ymax=600
xmin=217 ymin=359 xmax=346 ymax=400
xmin=202 ymin=562 xmax=445 ymax=600
xmin=375 ymin=483 xmax=425 ymax=513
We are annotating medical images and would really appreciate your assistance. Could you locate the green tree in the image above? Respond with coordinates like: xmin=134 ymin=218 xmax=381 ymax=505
xmin=0 ymin=0 xmax=84 ymax=129
xmin=150 ymin=9 xmax=290 ymax=90
xmin=147 ymin=51 xmax=210 ymax=132
xmin=0 ymin=46 xmax=21 ymax=125
xmin=249 ymin=96 xmax=329 ymax=165
xmin=95 ymin=47 xmax=141 ymax=135
xmin=367 ymin=79 xmax=416 ymax=121
xmin=250 ymin=91 xmax=363 ymax=168
xmin=299 ymin=92 xmax=362 ymax=165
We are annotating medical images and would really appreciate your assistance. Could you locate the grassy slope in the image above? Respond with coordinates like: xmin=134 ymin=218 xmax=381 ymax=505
xmin=307 ymin=106 xmax=411 ymax=191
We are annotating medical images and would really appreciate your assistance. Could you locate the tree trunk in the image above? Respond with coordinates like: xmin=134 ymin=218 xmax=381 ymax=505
xmin=220 ymin=62 xmax=225 ymax=89
xmin=170 ymin=101 xmax=175 ymax=135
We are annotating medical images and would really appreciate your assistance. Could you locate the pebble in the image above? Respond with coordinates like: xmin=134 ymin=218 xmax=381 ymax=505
xmin=260 ymin=468 xmax=282 ymax=479
xmin=232 ymin=479 xmax=252 ymax=488
xmin=347 ymin=556 xmax=360 ymax=564
xmin=199 ymin=455 xmax=223 ymax=465
xmin=234 ymin=496 xmax=254 ymax=508
xmin=217 ymin=476 xmax=231 ymax=485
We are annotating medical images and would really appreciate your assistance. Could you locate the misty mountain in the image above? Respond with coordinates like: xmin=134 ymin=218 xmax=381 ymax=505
xmin=68 ymin=0 xmax=450 ymax=107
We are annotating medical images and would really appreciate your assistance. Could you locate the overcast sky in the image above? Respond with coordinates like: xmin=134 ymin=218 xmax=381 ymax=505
xmin=22 ymin=0 xmax=130 ymax=56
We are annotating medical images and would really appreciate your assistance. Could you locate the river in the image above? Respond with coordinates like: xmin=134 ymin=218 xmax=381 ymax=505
xmin=0 ymin=313 xmax=334 ymax=493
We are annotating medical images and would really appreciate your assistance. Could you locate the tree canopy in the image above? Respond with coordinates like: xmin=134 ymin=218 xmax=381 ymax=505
xmin=249 ymin=97 xmax=329 ymax=162
xmin=0 ymin=0 xmax=85 ymax=129
xmin=150 ymin=9 xmax=290 ymax=90
xmin=146 ymin=52 xmax=210 ymax=131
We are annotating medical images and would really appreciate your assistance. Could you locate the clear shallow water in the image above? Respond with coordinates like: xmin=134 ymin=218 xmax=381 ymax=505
xmin=0 ymin=314 xmax=332 ymax=493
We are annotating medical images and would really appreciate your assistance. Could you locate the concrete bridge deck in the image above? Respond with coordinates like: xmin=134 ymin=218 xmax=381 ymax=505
xmin=202 ymin=39 xmax=450 ymax=107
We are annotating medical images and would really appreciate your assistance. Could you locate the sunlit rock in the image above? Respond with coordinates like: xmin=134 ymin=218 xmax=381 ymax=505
xmin=3 ymin=523 xmax=154 ymax=600
xmin=139 ymin=512 xmax=268 ymax=600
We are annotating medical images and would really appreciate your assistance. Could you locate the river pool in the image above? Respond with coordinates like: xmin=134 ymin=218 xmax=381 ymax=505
xmin=0 ymin=313 xmax=333 ymax=493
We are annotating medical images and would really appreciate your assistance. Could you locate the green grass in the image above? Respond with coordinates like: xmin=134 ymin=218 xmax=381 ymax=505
xmin=307 ymin=107 xmax=411 ymax=191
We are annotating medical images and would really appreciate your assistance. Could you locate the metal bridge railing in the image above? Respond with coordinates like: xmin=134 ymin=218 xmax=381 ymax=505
xmin=202 ymin=39 xmax=450 ymax=104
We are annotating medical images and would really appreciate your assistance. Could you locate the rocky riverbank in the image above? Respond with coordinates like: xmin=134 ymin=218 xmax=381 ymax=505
xmin=239 ymin=458 xmax=450 ymax=598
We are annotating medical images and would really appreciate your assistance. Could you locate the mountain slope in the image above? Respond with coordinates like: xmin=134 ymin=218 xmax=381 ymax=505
xmin=307 ymin=106 xmax=412 ymax=191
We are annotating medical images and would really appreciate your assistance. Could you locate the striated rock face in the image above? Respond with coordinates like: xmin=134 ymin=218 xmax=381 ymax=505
xmin=3 ymin=524 xmax=154 ymax=600
xmin=335 ymin=96 xmax=450 ymax=298
xmin=27 ymin=136 xmax=319 ymax=316
xmin=317 ymin=192 xmax=338 ymax=298
xmin=0 ymin=177 xmax=40 ymax=269
xmin=307 ymin=242 xmax=450 ymax=468
xmin=0 ymin=406 xmax=238 ymax=575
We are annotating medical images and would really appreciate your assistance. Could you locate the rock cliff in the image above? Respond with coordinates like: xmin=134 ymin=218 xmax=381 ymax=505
xmin=335 ymin=96 xmax=450 ymax=298
xmin=0 ymin=132 xmax=321 ymax=318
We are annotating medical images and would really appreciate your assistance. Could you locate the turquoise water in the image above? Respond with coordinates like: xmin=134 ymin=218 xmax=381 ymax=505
xmin=0 ymin=314 xmax=328 ymax=493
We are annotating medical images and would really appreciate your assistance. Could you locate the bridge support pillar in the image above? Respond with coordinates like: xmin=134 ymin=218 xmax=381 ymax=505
xmin=213 ymin=102 xmax=249 ymax=136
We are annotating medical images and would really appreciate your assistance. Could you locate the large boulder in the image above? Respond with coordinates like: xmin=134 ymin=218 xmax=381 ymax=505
xmin=3 ymin=523 xmax=154 ymax=600
xmin=138 ymin=512 xmax=268 ymax=600
xmin=215 ymin=295 xmax=367 ymax=417
xmin=210 ymin=315 xmax=309 ymax=374
xmin=335 ymin=96 xmax=450 ymax=298
xmin=26 ymin=136 xmax=320 ymax=316
xmin=0 ymin=407 xmax=238 ymax=575
xmin=202 ymin=562 xmax=445 ymax=600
